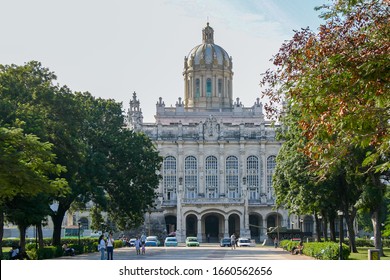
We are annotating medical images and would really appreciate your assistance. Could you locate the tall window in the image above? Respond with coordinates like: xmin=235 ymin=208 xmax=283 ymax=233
xmin=218 ymin=79 xmax=222 ymax=97
xmin=163 ymin=156 xmax=177 ymax=201
xmin=206 ymin=78 xmax=212 ymax=97
xmin=226 ymin=156 xmax=239 ymax=198
xmin=195 ymin=79 xmax=200 ymax=98
xmin=267 ymin=156 xmax=277 ymax=199
xmin=247 ymin=156 xmax=259 ymax=200
xmin=185 ymin=156 xmax=198 ymax=199
xmin=205 ymin=156 xmax=218 ymax=198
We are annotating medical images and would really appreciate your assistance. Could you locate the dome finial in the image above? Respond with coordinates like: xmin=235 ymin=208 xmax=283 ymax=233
xmin=202 ymin=22 xmax=214 ymax=44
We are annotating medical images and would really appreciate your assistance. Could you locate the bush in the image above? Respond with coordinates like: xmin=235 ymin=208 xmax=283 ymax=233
xmin=279 ymin=240 xmax=350 ymax=260
xmin=1 ymin=236 xmax=123 ymax=259
xmin=303 ymin=242 xmax=350 ymax=260
xmin=36 ymin=246 xmax=63 ymax=260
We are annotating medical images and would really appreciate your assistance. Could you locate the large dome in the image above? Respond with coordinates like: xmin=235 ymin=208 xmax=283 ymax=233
xmin=183 ymin=23 xmax=233 ymax=110
xmin=186 ymin=23 xmax=231 ymax=69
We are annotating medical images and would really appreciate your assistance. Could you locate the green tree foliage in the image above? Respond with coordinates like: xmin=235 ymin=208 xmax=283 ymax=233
xmin=0 ymin=127 xmax=67 ymax=200
xmin=106 ymin=130 xmax=162 ymax=230
xmin=261 ymin=0 xmax=389 ymax=253
xmin=261 ymin=0 xmax=389 ymax=172
xmin=0 ymin=61 xmax=163 ymax=247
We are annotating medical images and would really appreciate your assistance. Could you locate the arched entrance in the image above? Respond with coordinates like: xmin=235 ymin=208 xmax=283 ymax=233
xmin=165 ymin=215 xmax=177 ymax=235
xmin=249 ymin=214 xmax=263 ymax=241
xmin=186 ymin=214 xmax=197 ymax=237
xmin=267 ymin=215 xmax=276 ymax=228
xmin=204 ymin=214 xmax=220 ymax=242
xmin=228 ymin=214 xmax=240 ymax=237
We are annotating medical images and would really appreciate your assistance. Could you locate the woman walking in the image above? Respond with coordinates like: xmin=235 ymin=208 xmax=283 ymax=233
xmin=98 ymin=234 xmax=106 ymax=260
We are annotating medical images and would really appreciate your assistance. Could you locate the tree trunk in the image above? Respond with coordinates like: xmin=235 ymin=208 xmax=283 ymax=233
xmin=0 ymin=207 xmax=4 ymax=259
xmin=329 ymin=217 xmax=336 ymax=242
xmin=323 ymin=215 xmax=329 ymax=241
xmin=18 ymin=225 xmax=27 ymax=251
xmin=371 ymin=210 xmax=384 ymax=257
xmin=345 ymin=207 xmax=358 ymax=253
xmin=38 ymin=223 xmax=44 ymax=249
xmin=51 ymin=212 xmax=65 ymax=246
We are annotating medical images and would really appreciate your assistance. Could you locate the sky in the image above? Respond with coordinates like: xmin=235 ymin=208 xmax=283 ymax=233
xmin=0 ymin=0 xmax=328 ymax=122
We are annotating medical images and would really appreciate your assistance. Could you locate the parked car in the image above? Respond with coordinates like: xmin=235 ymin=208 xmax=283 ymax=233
xmin=237 ymin=238 xmax=252 ymax=247
xmin=129 ymin=238 xmax=136 ymax=247
xmin=186 ymin=236 xmax=200 ymax=247
xmin=220 ymin=238 xmax=231 ymax=247
xmin=145 ymin=236 xmax=160 ymax=246
xmin=164 ymin=237 xmax=178 ymax=247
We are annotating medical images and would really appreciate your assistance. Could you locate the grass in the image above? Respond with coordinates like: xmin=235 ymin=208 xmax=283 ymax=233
xmin=349 ymin=247 xmax=390 ymax=260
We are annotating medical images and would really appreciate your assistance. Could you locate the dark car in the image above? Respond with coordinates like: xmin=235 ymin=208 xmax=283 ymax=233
xmin=220 ymin=238 xmax=231 ymax=247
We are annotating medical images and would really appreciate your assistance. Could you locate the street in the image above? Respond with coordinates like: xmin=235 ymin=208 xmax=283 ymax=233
xmin=60 ymin=244 xmax=314 ymax=260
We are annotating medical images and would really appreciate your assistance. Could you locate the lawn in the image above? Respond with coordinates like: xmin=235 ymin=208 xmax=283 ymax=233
xmin=349 ymin=247 xmax=390 ymax=260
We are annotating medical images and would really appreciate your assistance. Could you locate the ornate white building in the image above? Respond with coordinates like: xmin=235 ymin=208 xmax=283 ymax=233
xmin=127 ymin=23 xmax=312 ymax=243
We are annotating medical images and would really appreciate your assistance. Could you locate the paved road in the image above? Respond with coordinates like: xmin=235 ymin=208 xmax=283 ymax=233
xmin=60 ymin=244 xmax=314 ymax=260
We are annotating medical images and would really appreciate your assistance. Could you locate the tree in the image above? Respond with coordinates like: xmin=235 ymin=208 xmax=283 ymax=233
xmin=105 ymin=130 xmax=163 ymax=230
xmin=0 ymin=127 xmax=67 ymax=255
xmin=4 ymin=194 xmax=52 ymax=251
xmin=261 ymin=0 xmax=389 ymax=254
xmin=1 ymin=61 xmax=163 ymax=247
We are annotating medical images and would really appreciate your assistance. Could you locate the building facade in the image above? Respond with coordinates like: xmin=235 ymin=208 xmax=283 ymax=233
xmin=126 ymin=23 xmax=313 ymax=243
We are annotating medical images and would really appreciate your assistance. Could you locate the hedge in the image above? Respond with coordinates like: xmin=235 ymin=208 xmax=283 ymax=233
xmin=279 ymin=240 xmax=350 ymax=260
xmin=2 ymin=237 xmax=125 ymax=260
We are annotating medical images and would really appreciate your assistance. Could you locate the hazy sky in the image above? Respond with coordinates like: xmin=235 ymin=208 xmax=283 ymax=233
xmin=0 ymin=0 xmax=328 ymax=122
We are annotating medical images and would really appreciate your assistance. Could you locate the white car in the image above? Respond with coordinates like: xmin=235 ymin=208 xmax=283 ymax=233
xmin=237 ymin=238 xmax=252 ymax=247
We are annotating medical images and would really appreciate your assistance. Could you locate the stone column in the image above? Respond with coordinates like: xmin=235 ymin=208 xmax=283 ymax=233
xmin=176 ymin=177 xmax=183 ymax=242
xmin=198 ymin=143 xmax=204 ymax=195
xmin=224 ymin=217 xmax=229 ymax=238
xmin=219 ymin=143 xmax=225 ymax=196
xmin=197 ymin=217 xmax=202 ymax=241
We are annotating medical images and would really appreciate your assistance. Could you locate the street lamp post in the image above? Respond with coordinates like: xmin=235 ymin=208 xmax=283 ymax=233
xmin=337 ymin=210 xmax=344 ymax=260
xmin=318 ymin=215 xmax=323 ymax=241
xmin=291 ymin=222 xmax=294 ymax=240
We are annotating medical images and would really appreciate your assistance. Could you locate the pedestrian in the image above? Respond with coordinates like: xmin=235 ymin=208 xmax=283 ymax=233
xmin=134 ymin=237 xmax=141 ymax=255
xmin=98 ymin=234 xmax=106 ymax=260
xmin=106 ymin=232 xmax=114 ymax=260
xmin=10 ymin=246 xmax=20 ymax=260
xmin=141 ymin=241 xmax=146 ymax=255
xmin=62 ymin=243 xmax=75 ymax=256
xmin=207 ymin=233 xmax=210 ymax=243
xmin=140 ymin=233 xmax=146 ymax=246
xmin=274 ymin=237 xmax=278 ymax=248
xmin=230 ymin=233 xmax=236 ymax=250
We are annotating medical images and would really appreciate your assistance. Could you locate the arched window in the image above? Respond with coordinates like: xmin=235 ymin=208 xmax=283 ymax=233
xmin=185 ymin=156 xmax=198 ymax=199
xmin=195 ymin=79 xmax=200 ymax=98
xmin=205 ymin=156 xmax=218 ymax=198
xmin=163 ymin=156 xmax=177 ymax=201
xmin=247 ymin=156 xmax=259 ymax=200
xmin=206 ymin=78 xmax=212 ymax=97
xmin=267 ymin=156 xmax=277 ymax=199
xmin=226 ymin=156 xmax=239 ymax=199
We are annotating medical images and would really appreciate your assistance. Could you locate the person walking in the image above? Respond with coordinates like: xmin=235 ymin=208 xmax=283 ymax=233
xmin=106 ymin=233 xmax=114 ymax=260
xmin=134 ymin=237 xmax=141 ymax=255
xmin=230 ymin=233 xmax=236 ymax=250
xmin=98 ymin=234 xmax=106 ymax=260
xmin=140 ymin=233 xmax=146 ymax=246
xmin=274 ymin=237 xmax=279 ymax=248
